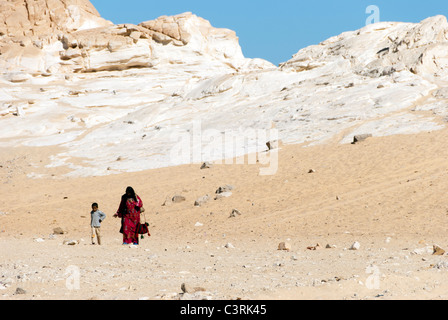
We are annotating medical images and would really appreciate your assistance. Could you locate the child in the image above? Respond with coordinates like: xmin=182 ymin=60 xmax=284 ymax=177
xmin=91 ymin=203 xmax=106 ymax=245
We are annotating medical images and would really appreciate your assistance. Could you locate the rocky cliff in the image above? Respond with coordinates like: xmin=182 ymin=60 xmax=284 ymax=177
xmin=1 ymin=0 xmax=448 ymax=177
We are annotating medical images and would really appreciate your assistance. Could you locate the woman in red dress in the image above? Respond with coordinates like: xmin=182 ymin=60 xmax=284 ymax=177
xmin=114 ymin=186 xmax=143 ymax=245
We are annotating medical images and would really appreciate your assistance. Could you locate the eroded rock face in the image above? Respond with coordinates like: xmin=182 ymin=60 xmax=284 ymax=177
xmin=0 ymin=1 xmax=267 ymax=74
xmin=1 ymin=1 xmax=448 ymax=178
xmin=281 ymin=15 xmax=448 ymax=81
xmin=0 ymin=0 xmax=109 ymax=37
xmin=0 ymin=0 xmax=112 ymax=73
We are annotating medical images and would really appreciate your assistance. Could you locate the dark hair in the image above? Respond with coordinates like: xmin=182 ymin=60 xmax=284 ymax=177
xmin=92 ymin=203 xmax=98 ymax=208
xmin=125 ymin=187 xmax=136 ymax=201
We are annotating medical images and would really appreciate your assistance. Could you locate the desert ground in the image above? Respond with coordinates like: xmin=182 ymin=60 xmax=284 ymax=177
xmin=2 ymin=127 xmax=448 ymax=301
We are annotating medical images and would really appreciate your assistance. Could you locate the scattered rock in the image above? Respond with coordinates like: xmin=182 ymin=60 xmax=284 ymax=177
xmin=307 ymin=243 xmax=322 ymax=251
xmin=214 ymin=192 xmax=232 ymax=200
xmin=349 ymin=242 xmax=361 ymax=250
xmin=15 ymin=287 xmax=26 ymax=295
xmin=34 ymin=238 xmax=45 ymax=242
xmin=224 ymin=243 xmax=235 ymax=249
xmin=326 ymin=244 xmax=336 ymax=249
xmin=412 ymin=246 xmax=433 ymax=255
xmin=352 ymin=134 xmax=373 ymax=144
xmin=432 ymin=261 xmax=448 ymax=269
xmin=181 ymin=283 xmax=206 ymax=294
xmin=200 ymin=162 xmax=213 ymax=169
xmin=194 ymin=222 xmax=203 ymax=227
xmin=278 ymin=242 xmax=292 ymax=251
xmin=216 ymin=185 xmax=235 ymax=194
xmin=433 ymin=245 xmax=446 ymax=256
xmin=229 ymin=209 xmax=242 ymax=218
xmin=162 ymin=196 xmax=173 ymax=207
xmin=194 ymin=195 xmax=210 ymax=207
xmin=172 ymin=195 xmax=186 ymax=203
xmin=53 ymin=227 xmax=65 ymax=235
xmin=63 ymin=239 xmax=79 ymax=246
xmin=266 ymin=140 xmax=280 ymax=150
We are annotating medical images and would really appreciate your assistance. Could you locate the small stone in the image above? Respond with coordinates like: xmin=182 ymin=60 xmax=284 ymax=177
xmin=15 ymin=287 xmax=26 ymax=295
xmin=229 ymin=209 xmax=242 ymax=218
xmin=307 ymin=243 xmax=322 ymax=251
xmin=214 ymin=192 xmax=232 ymax=200
xmin=200 ymin=162 xmax=213 ymax=169
xmin=216 ymin=185 xmax=235 ymax=194
xmin=278 ymin=242 xmax=292 ymax=251
xmin=194 ymin=195 xmax=210 ymax=207
xmin=412 ymin=246 xmax=433 ymax=255
xmin=266 ymin=140 xmax=280 ymax=150
xmin=53 ymin=227 xmax=65 ymax=235
xmin=352 ymin=134 xmax=373 ymax=144
xmin=172 ymin=195 xmax=186 ymax=203
xmin=162 ymin=196 xmax=173 ymax=206
xmin=63 ymin=239 xmax=78 ymax=246
xmin=433 ymin=245 xmax=446 ymax=256
xmin=224 ymin=243 xmax=235 ymax=249
xmin=350 ymin=242 xmax=361 ymax=250
xmin=181 ymin=283 xmax=206 ymax=294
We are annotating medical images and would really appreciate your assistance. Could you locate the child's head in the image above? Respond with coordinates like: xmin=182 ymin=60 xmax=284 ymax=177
xmin=92 ymin=203 xmax=99 ymax=211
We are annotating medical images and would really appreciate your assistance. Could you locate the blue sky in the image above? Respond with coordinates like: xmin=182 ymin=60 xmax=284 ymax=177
xmin=90 ymin=0 xmax=448 ymax=65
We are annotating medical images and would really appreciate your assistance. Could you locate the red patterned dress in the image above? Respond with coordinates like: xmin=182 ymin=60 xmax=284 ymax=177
xmin=117 ymin=195 xmax=143 ymax=245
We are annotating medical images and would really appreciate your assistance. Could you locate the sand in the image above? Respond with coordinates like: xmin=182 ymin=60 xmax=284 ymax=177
xmin=1 ymin=128 xmax=448 ymax=300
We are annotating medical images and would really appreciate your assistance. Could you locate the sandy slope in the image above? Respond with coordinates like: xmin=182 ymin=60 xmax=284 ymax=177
xmin=2 ymin=128 xmax=448 ymax=300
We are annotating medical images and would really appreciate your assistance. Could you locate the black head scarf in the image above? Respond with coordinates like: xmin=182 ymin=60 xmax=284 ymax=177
xmin=125 ymin=186 xmax=136 ymax=201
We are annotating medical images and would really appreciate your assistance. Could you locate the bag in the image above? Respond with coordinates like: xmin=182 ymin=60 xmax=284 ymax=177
xmin=137 ymin=210 xmax=150 ymax=236
xmin=137 ymin=222 xmax=150 ymax=236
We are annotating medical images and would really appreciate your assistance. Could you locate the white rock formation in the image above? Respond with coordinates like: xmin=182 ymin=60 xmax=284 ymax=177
xmin=1 ymin=0 xmax=448 ymax=177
